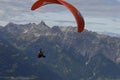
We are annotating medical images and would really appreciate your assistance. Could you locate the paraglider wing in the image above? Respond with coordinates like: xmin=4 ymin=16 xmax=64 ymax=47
xmin=31 ymin=0 xmax=85 ymax=32
xmin=31 ymin=0 xmax=61 ymax=10
xmin=57 ymin=0 xmax=85 ymax=32
xmin=31 ymin=0 xmax=44 ymax=10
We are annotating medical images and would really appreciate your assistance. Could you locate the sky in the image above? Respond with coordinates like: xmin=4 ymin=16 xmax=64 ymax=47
xmin=0 ymin=0 xmax=120 ymax=34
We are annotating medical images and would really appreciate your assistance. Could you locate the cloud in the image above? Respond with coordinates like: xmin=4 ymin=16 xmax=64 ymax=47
xmin=0 ymin=0 xmax=120 ymax=16
xmin=0 ymin=10 xmax=4 ymax=15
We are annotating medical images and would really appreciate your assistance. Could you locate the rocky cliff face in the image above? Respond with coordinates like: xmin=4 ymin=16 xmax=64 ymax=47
xmin=0 ymin=21 xmax=120 ymax=63
xmin=0 ymin=21 xmax=120 ymax=80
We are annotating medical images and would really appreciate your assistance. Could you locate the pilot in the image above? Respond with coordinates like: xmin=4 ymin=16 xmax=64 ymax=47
xmin=37 ymin=49 xmax=46 ymax=58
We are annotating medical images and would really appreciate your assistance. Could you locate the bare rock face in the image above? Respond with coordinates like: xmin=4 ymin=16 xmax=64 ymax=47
xmin=0 ymin=21 xmax=120 ymax=80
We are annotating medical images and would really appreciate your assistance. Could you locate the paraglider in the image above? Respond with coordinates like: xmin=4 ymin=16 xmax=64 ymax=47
xmin=31 ymin=0 xmax=85 ymax=32
xmin=37 ymin=49 xmax=46 ymax=58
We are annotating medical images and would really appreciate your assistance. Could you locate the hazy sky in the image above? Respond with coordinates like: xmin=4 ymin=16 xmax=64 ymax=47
xmin=0 ymin=0 xmax=120 ymax=33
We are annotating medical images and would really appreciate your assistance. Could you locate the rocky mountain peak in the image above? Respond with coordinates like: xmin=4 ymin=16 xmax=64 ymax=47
xmin=1 ymin=22 xmax=120 ymax=79
xmin=5 ymin=22 xmax=17 ymax=29
xmin=38 ymin=21 xmax=49 ymax=28
xmin=51 ymin=26 xmax=61 ymax=33
xmin=39 ymin=20 xmax=46 ymax=25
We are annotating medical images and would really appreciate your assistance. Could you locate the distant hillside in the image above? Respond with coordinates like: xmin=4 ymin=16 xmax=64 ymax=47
xmin=0 ymin=21 xmax=120 ymax=80
xmin=0 ymin=35 xmax=62 ymax=80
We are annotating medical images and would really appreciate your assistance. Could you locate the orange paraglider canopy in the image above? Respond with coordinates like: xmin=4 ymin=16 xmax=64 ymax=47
xmin=31 ymin=0 xmax=85 ymax=32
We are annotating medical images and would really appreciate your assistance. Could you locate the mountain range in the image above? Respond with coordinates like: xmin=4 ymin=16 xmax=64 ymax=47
xmin=0 ymin=21 xmax=120 ymax=80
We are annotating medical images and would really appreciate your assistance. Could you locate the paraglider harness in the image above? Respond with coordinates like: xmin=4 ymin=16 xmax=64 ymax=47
xmin=38 ymin=49 xmax=46 ymax=58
